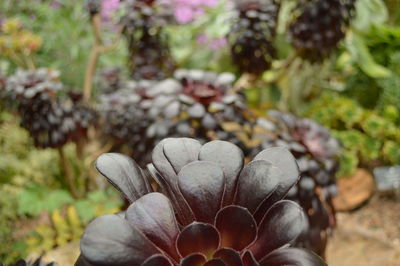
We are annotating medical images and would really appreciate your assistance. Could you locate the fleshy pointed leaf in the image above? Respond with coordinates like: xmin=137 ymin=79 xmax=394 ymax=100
xmin=199 ymin=140 xmax=244 ymax=205
xmin=126 ymin=193 xmax=180 ymax=261
xmin=141 ymin=254 xmax=174 ymax=266
xmin=163 ymin=138 xmax=202 ymax=174
xmin=178 ymin=161 xmax=225 ymax=223
xmin=151 ymin=140 xmax=195 ymax=225
xmin=259 ymin=248 xmax=327 ymax=266
xmin=80 ymin=214 xmax=158 ymax=266
xmin=213 ymin=248 xmax=243 ymax=266
xmin=152 ymin=138 xmax=178 ymax=180
xmin=215 ymin=206 xmax=257 ymax=251
xmin=250 ymin=201 xmax=305 ymax=260
xmin=95 ymin=153 xmax=152 ymax=203
xmin=234 ymin=160 xmax=280 ymax=214
xmin=177 ymin=222 xmax=220 ymax=258
xmin=252 ymin=147 xmax=299 ymax=220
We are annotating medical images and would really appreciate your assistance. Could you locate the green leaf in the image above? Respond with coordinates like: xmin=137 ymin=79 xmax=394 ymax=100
xmin=346 ymin=33 xmax=391 ymax=78
xmin=74 ymin=200 xmax=96 ymax=224
xmin=17 ymin=187 xmax=73 ymax=216
xmin=338 ymin=151 xmax=359 ymax=178
xmin=352 ymin=0 xmax=388 ymax=33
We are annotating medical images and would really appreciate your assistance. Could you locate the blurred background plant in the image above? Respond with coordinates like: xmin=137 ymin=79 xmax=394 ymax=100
xmin=0 ymin=0 xmax=399 ymax=264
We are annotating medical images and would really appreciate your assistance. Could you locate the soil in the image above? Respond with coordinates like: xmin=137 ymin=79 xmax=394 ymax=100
xmin=327 ymin=195 xmax=400 ymax=266
xmin=40 ymin=196 xmax=400 ymax=266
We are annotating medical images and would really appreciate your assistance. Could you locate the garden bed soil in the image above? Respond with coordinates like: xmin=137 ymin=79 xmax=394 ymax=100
xmin=327 ymin=195 xmax=400 ymax=266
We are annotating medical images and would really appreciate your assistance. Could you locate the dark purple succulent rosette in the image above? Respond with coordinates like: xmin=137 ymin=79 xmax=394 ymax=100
xmin=121 ymin=0 xmax=176 ymax=80
xmin=289 ymin=0 xmax=356 ymax=61
xmin=98 ymin=70 xmax=250 ymax=166
xmin=5 ymin=69 xmax=96 ymax=148
xmin=98 ymin=79 xmax=165 ymax=164
xmin=145 ymin=70 xmax=251 ymax=149
xmin=229 ymin=0 xmax=280 ymax=75
xmin=78 ymin=138 xmax=326 ymax=266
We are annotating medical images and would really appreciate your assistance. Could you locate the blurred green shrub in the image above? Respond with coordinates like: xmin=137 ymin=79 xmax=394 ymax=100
xmin=306 ymin=93 xmax=400 ymax=177
xmin=0 ymin=113 xmax=122 ymax=262
xmin=24 ymin=189 xmax=121 ymax=256
xmin=0 ymin=0 xmax=125 ymax=89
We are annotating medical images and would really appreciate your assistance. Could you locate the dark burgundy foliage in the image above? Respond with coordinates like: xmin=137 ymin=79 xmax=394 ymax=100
xmin=121 ymin=0 xmax=176 ymax=80
xmin=77 ymin=138 xmax=327 ymax=266
xmin=229 ymin=0 xmax=280 ymax=75
xmin=98 ymin=69 xmax=250 ymax=166
xmin=97 ymin=67 xmax=123 ymax=94
xmin=99 ymin=79 xmax=161 ymax=163
xmin=289 ymin=0 xmax=356 ymax=61
xmin=256 ymin=110 xmax=340 ymax=256
xmin=97 ymin=68 xmax=340 ymax=256
xmin=5 ymin=69 xmax=96 ymax=148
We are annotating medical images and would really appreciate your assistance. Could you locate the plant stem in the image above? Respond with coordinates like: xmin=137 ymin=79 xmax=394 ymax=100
xmin=83 ymin=14 xmax=122 ymax=102
xmin=83 ymin=14 xmax=103 ymax=103
xmin=58 ymin=147 xmax=79 ymax=199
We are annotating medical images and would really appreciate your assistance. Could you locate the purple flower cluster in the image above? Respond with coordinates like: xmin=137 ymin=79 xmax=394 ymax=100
xmin=101 ymin=0 xmax=120 ymax=20
xmin=171 ymin=0 xmax=218 ymax=24
xmin=197 ymin=34 xmax=228 ymax=50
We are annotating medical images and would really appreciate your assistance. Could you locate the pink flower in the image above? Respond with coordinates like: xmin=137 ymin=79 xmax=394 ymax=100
xmin=171 ymin=0 xmax=219 ymax=24
xmin=210 ymin=37 xmax=228 ymax=50
xmin=203 ymin=0 xmax=218 ymax=7
xmin=197 ymin=34 xmax=209 ymax=45
xmin=101 ymin=0 xmax=120 ymax=21
xmin=174 ymin=5 xmax=195 ymax=24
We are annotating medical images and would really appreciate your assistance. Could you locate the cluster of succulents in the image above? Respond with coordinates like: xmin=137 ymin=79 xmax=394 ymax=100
xmin=5 ymin=69 xmax=96 ymax=148
xmin=307 ymin=92 xmax=400 ymax=176
xmin=154 ymin=70 xmax=251 ymax=146
xmin=229 ymin=0 xmax=280 ymax=75
xmin=98 ymin=79 xmax=160 ymax=164
xmin=120 ymin=0 xmax=175 ymax=80
xmin=98 ymin=69 xmax=340 ymax=257
xmin=76 ymin=138 xmax=327 ymax=266
xmin=98 ymin=69 xmax=256 ymax=166
xmin=289 ymin=0 xmax=356 ymax=61
xmin=252 ymin=110 xmax=340 ymax=256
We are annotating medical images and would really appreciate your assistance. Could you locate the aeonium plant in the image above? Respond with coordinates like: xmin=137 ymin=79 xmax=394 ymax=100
xmin=76 ymin=138 xmax=326 ymax=266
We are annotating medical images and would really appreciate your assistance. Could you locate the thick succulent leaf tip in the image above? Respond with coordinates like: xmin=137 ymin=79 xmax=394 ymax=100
xmin=178 ymin=160 xmax=225 ymax=223
xmin=253 ymin=146 xmax=300 ymax=196
xmin=198 ymin=140 xmax=244 ymax=206
xmin=163 ymin=138 xmax=202 ymax=174
xmin=94 ymin=152 xmax=152 ymax=203
xmin=80 ymin=214 xmax=159 ymax=266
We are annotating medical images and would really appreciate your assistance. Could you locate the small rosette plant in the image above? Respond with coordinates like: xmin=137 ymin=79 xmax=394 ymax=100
xmin=77 ymin=138 xmax=326 ymax=266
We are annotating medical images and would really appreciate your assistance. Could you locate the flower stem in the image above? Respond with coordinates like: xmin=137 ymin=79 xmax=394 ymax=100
xmin=58 ymin=147 xmax=79 ymax=199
